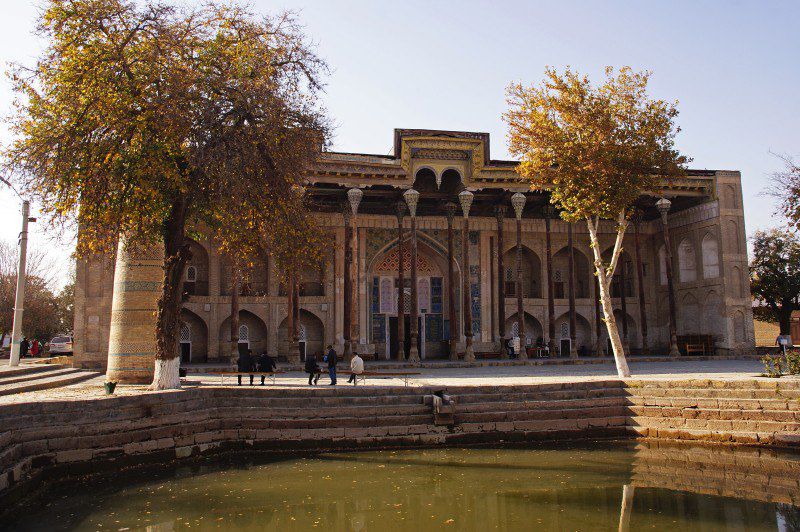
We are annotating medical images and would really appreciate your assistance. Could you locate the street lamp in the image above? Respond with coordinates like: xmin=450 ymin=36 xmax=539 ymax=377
xmin=347 ymin=187 xmax=363 ymax=217
xmin=458 ymin=189 xmax=475 ymax=362
xmin=403 ymin=188 xmax=419 ymax=218
xmin=510 ymin=193 xmax=527 ymax=358
xmin=511 ymin=192 xmax=526 ymax=220
xmin=656 ymin=197 xmax=680 ymax=357
xmin=458 ymin=189 xmax=473 ymax=218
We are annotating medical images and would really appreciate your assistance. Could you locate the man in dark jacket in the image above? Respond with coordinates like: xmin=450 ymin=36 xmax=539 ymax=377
xmin=304 ymin=354 xmax=321 ymax=386
xmin=20 ymin=337 xmax=30 ymax=358
xmin=258 ymin=352 xmax=277 ymax=385
xmin=237 ymin=349 xmax=255 ymax=386
xmin=323 ymin=345 xmax=337 ymax=385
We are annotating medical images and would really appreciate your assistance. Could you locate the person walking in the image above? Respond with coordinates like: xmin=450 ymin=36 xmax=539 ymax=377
xmin=237 ymin=349 xmax=254 ymax=386
xmin=324 ymin=345 xmax=338 ymax=385
xmin=348 ymin=353 xmax=364 ymax=385
xmin=20 ymin=337 xmax=30 ymax=359
xmin=257 ymin=351 xmax=277 ymax=385
xmin=305 ymin=353 xmax=321 ymax=386
xmin=30 ymin=339 xmax=40 ymax=357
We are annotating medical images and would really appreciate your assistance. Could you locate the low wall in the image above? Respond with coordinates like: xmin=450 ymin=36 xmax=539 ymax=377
xmin=1 ymin=378 xmax=799 ymax=512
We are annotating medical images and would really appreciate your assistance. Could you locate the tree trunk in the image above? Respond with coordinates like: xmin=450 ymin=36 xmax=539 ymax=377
xmin=778 ymin=306 xmax=794 ymax=336
xmin=152 ymin=196 xmax=191 ymax=390
xmin=586 ymin=213 xmax=631 ymax=378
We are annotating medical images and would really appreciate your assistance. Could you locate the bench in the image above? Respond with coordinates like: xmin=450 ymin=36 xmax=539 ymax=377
xmin=685 ymin=344 xmax=706 ymax=356
xmin=340 ymin=371 xmax=421 ymax=387
xmin=210 ymin=371 xmax=285 ymax=385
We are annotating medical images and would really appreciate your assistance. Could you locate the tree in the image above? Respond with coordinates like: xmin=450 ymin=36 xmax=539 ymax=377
xmin=0 ymin=240 xmax=67 ymax=347
xmin=750 ymin=228 xmax=800 ymax=336
xmin=769 ymin=152 xmax=800 ymax=231
xmin=504 ymin=67 xmax=688 ymax=377
xmin=5 ymin=0 xmax=328 ymax=388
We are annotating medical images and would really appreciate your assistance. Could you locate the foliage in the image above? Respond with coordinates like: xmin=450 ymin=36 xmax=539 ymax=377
xmin=0 ymin=240 xmax=70 ymax=345
xmin=750 ymin=228 xmax=800 ymax=335
xmin=769 ymin=153 xmax=800 ymax=231
xmin=761 ymin=350 xmax=800 ymax=378
xmin=504 ymin=67 xmax=688 ymax=376
xmin=4 ymin=0 xmax=329 ymax=382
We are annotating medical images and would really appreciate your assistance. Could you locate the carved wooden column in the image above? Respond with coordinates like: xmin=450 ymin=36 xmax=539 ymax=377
xmin=511 ymin=193 xmax=526 ymax=359
xmin=230 ymin=266 xmax=240 ymax=363
xmin=633 ymin=216 xmax=649 ymax=353
xmin=459 ymin=190 xmax=475 ymax=362
xmin=594 ymin=276 xmax=603 ymax=355
xmin=445 ymin=202 xmax=459 ymax=360
xmin=619 ymin=259 xmax=629 ymax=351
xmin=342 ymin=207 xmax=352 ymax=358
xmin=657 ymin=198 xmax=680 ymax=356
xmin=404 ymin=189 xmax=421 ymax=364
xmin=396 ymin=202 xmax=406 ymax=360
xmin=289 ymin=267 xmax=301 ymax=364
xmin=347 ymin=188 xmax=363 ymax=359
xmin=495 ymin=205 xmax=507 ymax=355
xmin=286 ymin=268 xmax=295 ymax=361
xmin=544 ymin=206 xmax=556 ymax=354
xmin=568 ymin=223 xmax=578 ymax=358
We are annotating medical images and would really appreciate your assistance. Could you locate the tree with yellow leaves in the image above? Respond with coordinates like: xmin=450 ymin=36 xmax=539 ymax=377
xmin=504 ymin=67 xmax=688 ymax=377
xmin=5 ymin=0 xmax=329 ymax=388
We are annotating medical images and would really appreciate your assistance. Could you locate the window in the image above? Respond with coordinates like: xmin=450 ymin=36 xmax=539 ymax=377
xmin=179 ymin=323 xmax=191 ymax=343
xmin=186 ymin=266 xmax=197 ymax=282
xmin=238 ymin=324 xmax=249 ymax=344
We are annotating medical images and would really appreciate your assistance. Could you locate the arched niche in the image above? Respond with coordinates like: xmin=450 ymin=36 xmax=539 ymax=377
xmin=678 ymin=293 xmax=700 ymax=335
xmin=554 ymin=311 xmax=593 ymax=354
xmin=552 ymin=247 xmax=592 ymax=298
xmin=677 ymin=238 xmax=697 ymax=283
xmin=183 ymin=238 xmax=209 ymax=296
xmin=218 ymin=310 xmax=268 ymax=356
xmin=502 ymin=245 xmax=542 ymax=298
xmin=178 ymin=308 xmax=209 ymax=363
xmin=701 ymin=233 xmax=720 ymax=279
xmin=277 ymin=309 xmax=325 ymax=361
xmin=504 ymin=312 xmax=543 ymax=345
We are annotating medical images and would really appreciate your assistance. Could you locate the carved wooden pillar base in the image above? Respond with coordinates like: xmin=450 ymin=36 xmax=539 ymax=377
xmin=464 ymin=338 xmax=475 ymax=363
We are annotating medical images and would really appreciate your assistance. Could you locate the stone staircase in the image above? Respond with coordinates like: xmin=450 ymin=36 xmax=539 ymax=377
xmin=624 ymin=379 xmax=800 ymax=445
xmin=0 ymin=365 xmax=102 ymax=397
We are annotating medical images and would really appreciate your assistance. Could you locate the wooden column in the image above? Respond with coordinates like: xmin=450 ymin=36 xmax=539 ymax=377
xmin=396 ymin=203 xmax=406 ymax=360
xmin=594 ymin=276 xmax=603 ymax=355
xmin=495 ymin=206 xmax=507 ymax=351
xmin=289 ymin=268 xmax=301 ymax=364
xmin=350 ymin=218 xmax=359 ymax=358
xmin=462 ymin=215 xmax=474 ymax=361
xmin=619 ymin=260 xmax=629 ymax=349
xmin=568 ymin=223 xmax=578 ymax=358
xmin=660 ymin=211 xmax=680 ymax=356
xmin=515 ymin=215 xmax=525 ymax=357
xmin=342 ymin=209 xmax=352 ymax=357
xmin=230 ymin=266 xmax=240 ymax=362
xmin=545 ymin=215 xmax=556 ymax=354
xmin=409 ymin=214 xmax=420 ymax=363
xmin=286 ymin=269 xmax=294 ymax=361
xmin=445 ymin=203 xmax=458 ymax=359
xmin=634 ymin=218 xmax=649 ymax=353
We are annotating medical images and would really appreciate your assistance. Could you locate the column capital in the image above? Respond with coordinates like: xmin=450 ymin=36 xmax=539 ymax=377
xmin=494 ymin=204 xmax=507 ymax=223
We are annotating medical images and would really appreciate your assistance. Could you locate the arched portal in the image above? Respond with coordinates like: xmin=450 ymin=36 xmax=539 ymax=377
xmin=178 ymin=308 xmax=208 ymax=363
xmin=183 ymin=239 xmax=209 ymax=296
xmin=554 ymin=311 xmax=592 ymax=356
xmin=504 ymin=312 xmax=543 ymax=348
xmin=278 ymin=309 xmax=324 ymax=361
xmin=369 ymin=235 xmax=452 ymax=359
xmin=501 ymin=245 xmax=542 ymax=298
xmin=552 ymin=247 xmax=592 ymax=299
xmin=218 ymin=310 xmax=268 ymax=357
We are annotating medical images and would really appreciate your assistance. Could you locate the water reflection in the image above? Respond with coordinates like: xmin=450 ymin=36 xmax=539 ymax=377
xmin=4 ymin=441 xmax=799 ymax=531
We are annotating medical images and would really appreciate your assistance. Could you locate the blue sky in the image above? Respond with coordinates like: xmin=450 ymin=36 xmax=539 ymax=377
xmin=1 ymin=1 xmax=798 ymax=286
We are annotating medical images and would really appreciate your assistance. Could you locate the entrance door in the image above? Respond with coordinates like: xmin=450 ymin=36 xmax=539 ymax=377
xmin=389 ymin=317 xmax=399 ymax=358
xmin=560 ymin=339 xmax=571 ymax=358
xmin=299 ymin=341 xmax=307 ymax=361
xmin=180 ymin=342 xmax=191 ymax=363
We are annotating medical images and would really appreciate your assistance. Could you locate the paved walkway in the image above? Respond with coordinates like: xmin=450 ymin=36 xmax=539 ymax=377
xmin=1 ymin=358 xmax=794 ymax=406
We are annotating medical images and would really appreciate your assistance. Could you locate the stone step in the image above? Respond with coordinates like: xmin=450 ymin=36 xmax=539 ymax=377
xmin=0 ymin=367 xmax=86 ymax=386
xmin=0 ymin=370 xmax=102 ymax=397
xmin=627 ymin=379 xmax=800 ymax=390
xmin=628 ymin=415 xmax=800 ymax=434
xmin=210 ymin=404 xmax=433 ymax=420
xmin=0 ymin=364 xmax=64 ymax=380
xmin=626 ymin=387 xmax=800 ymax=399
xmin=623 ymin=395 xmax=800 ymax=410
xmin=215 ymin=394 xmax=425 ymax=408
xmin=454 ymin=406 xmax=627 ymax=424
xmin=456 ymin=396 xmax=623 ymax=414
xmin=627 ymin=406 xmax=799 ymax=422
xmin=453 ymin=388 xmax=626 ymax=404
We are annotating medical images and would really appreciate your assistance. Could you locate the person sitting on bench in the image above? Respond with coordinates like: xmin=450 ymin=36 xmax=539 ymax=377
xmin=348 ymin=353 xmax=364 ymax=384
xmin=258 ymin=351 xmax=277 ymax=385
xmin=237 ymin=349 xmax=255 ymax=386
xmin=305 ymin=353 xmax=321 ymax=386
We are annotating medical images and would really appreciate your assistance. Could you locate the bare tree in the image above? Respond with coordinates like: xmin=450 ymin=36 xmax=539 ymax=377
xmin=769 ymin=152 xmax=800 ymax=230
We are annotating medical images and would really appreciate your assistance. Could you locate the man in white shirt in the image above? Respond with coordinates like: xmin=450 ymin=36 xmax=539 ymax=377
xmin=348 ymin=353 xmax=364 ymax=385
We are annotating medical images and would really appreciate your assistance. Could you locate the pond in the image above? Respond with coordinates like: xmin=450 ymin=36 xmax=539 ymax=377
xmin=4 ymin=441 xmax=799 ymax=531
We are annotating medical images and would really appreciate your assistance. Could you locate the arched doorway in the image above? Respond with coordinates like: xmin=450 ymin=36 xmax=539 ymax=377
xmin=504 ymin=312 xmax=543 ymax=352
xmin=277 ymin=309 xmax=325 ymax=361
xmin=369 ymin=235 xmax=452 ymax=359
xmin=178 ymin=309 xmax=208 ymax=363
xmin=554 ymin=312 xmax=592 ymax=357
xmin=218 ymin=311 xmax=268 ymax=357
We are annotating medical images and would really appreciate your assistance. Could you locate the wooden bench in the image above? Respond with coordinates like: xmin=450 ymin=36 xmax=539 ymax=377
xmin=685 ymin=344 xmax=706 ymax=356
xmin=340 ymin=371 xmax=421 ymax=387
xmin=210 ymin=371 xmax=285 ymax=385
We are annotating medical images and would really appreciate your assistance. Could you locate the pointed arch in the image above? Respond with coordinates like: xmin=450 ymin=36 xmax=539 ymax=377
xmin=278 ymin=309 xmax=325 ymax=360
xmin=218 ymin=310 xmax=267 ymax=355
xmin=179 ymin=308 xmax=208 ymax=363
xmin=679 ymin=293 xmax=700 ymax=335
xmin=504 ymin=312 xmax=543 ymax=344
xmin=701 ymin=233 xmax=720 ymax=279
xmin=502 ymin=245 xmax=542 ymax=298
xmin=552 ymin=246 xmax=592 ymax=298
xmin=678 ymin=238 xmax=697 ymax=283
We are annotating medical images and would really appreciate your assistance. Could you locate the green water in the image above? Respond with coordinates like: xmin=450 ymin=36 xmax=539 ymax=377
xmin=4 ymin=441 xmax=800 ymax=531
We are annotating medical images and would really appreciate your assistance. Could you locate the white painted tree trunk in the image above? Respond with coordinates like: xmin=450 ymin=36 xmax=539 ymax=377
xmin=150 ymin=357 xmax=181 ymax=390
xmin=587 ymin=213 xmax=631 ymax=378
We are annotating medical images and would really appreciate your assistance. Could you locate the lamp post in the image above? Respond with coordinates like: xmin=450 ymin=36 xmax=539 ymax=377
xmin=656 ymin=197 xmax=680 ymax=357
xmin=543 ymin=204 xmax=557 ymax=355
xmin=511 ymin=193 xmax=527 ymax=359
xmin=403 ymin=188 xmax=421 ymax=364
xmin=346 ymin=188 xmax=362 ymax=360
xmin=9 ymin=200 xmax=33 ymax=367
xmin=459 ymin=189 xmax=475 ymax=362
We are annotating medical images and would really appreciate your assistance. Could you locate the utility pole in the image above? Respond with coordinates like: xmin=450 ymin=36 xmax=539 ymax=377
xmin=9 ymin=200 xmax=33 ymax=367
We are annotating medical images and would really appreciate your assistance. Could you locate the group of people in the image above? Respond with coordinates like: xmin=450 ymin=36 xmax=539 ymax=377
xmin=18 ymin=337 xmax=42 ymax=358
xmin=235 ymin=349 xmax=277 ymax=385
xmin=303 ymin=345 xmax=364 ymax=386
xmin=234 ymin=345 xmax=365 ymax=387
